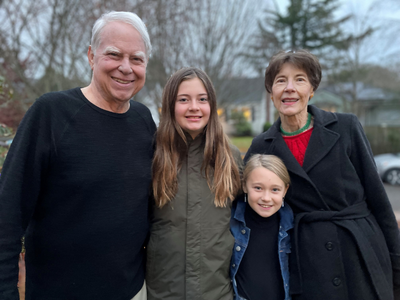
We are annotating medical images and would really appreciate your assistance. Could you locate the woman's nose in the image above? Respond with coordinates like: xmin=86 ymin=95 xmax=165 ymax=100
xmin=284 ymin=80 xmax=295 ymax=92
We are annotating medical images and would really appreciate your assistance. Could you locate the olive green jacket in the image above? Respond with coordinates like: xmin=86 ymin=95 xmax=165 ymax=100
xmin=146 ymin=134 xmax=243 ymax=300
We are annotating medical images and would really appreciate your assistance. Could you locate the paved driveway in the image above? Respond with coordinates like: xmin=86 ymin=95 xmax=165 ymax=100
xmin=384 ymin=183 xmax=400 ymax=227
xmin=385 ymin=183 xmax=400 ymax=211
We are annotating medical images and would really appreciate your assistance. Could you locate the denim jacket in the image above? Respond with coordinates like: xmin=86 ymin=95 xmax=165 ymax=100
xmin=230 ymin=196 xmax=294 ymax=300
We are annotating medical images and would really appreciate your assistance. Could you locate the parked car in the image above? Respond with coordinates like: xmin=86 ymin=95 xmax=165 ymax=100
xmin=374 ymin=153 xmax=400 ymax=185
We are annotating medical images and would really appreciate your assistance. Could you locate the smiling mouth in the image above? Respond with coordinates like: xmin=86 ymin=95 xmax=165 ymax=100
xmin=186 ymin=116 xmax=202 ymax=119
xmin=259 ymin=204 xmax=272 ymax=208
xmin=282 ymin=99 xmax=298 ymax=103
xmin=112 ymin=77 xmax=133 ymax=84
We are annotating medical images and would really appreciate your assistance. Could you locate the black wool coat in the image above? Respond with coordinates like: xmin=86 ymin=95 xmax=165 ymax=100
xmin=245 ymin=105 xmax=400 ymax=300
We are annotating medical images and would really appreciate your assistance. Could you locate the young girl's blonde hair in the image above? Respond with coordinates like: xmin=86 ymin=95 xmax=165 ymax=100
xmin=152 ymin=67 xmax=241 ymax=208
xmin=243 ymin=154 xmax=290 ymax=187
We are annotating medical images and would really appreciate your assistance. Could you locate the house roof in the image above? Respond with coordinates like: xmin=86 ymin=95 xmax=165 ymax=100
xmin=323 ymin=82 xmax=398 ymax=102
xmin=312 ymin=89 xmax=343 ymax=106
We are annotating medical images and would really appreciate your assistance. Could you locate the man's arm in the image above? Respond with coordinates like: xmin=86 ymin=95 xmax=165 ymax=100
xmin=0 ymin=98 xmax=51 ymax=299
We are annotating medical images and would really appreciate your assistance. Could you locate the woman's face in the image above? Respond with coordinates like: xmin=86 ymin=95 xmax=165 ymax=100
xmin=271 ymin=63 xmax=314 ymax=119
xmin=174 ymin=77 xmax=211 ymax=139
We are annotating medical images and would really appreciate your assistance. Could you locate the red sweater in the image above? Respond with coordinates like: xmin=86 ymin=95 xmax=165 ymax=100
xmin=282 ymin=128 xmax=313 ymax=166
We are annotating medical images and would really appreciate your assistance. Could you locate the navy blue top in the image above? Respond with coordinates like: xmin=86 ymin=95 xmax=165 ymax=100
xmin=230 ymin=195 xmax=293 ymax=300
xmin=236 ymin=203 xmax=285 ymax=300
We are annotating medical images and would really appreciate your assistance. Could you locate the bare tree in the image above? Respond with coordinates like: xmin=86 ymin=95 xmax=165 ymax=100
xmin=0 ymin=0 xmax=45 ymax=99
xmin=185 ymin=0 xmax=261 ymax=106
xmin=133 ymin=0 xmax=191 ymax=111
xmin=136 ymin=0 xmax=263 ymax=113
xmin=1 ymin=0 xmax=265 ymax=119
xmin=0 ymin=0 xmax=98 ymax=99
xmin=327 ymin=0 xmax=399 ymax=115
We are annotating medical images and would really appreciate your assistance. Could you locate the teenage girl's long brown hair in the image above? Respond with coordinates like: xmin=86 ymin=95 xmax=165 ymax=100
xmin=152 ymin=67 xmax=241 ymax=208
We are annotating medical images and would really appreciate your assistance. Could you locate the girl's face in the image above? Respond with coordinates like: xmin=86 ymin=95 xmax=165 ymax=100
xmin=174 ymin=77 xmax=211 ymax=140
xmin=243 ymin=167 xmax=289 ymax=218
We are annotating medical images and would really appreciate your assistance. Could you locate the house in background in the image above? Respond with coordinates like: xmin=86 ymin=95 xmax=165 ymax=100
xmin=310 ymin=89 xmax=343 ymax=113
xmin=220 ymin=77 xmax=271 ymax=135
xmin=306 ymin=82 xmax=399 ymax=154
xmin=321 ymin=82 xmax=400 ymax=127
xmin=351 ymin=83 xmax=399 ymax=127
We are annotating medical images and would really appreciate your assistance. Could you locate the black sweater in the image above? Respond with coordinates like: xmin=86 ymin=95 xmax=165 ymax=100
xmin=236 ymin=203 xmax=284 ymax=300
xmin=0 ymin=88 xmax=156 ymax=300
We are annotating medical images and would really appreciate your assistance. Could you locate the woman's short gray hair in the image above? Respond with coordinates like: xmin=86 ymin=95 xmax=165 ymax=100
xmin=264 ymin=49 xmax=321 ymax=93
xmin=91 ymin=11 xmax=152 ymax=60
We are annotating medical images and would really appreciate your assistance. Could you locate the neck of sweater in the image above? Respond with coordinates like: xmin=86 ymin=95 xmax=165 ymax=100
xmin=245 ymin=202 xmax=280 ymax=229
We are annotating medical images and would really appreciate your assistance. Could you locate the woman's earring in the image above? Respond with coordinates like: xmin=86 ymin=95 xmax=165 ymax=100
xmin=282 ymin=197 xmax=285 ymax=207
xmin=244 ymin=193 xmax=247 ymax=203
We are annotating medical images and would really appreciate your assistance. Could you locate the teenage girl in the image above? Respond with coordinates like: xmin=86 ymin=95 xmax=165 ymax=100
xmin=146 ymin=67 xmax=242 ymax=300
xmin=231 ymin=154 xmax=293 ymax=300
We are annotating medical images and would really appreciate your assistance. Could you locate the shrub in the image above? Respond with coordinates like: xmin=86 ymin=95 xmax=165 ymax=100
xmin=231 ymin=111 xmax=252 ymax=136
xmin=263 ymin=121 xmax=272 ymax=132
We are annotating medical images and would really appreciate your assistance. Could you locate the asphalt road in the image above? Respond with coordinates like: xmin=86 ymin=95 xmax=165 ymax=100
xmin=385 ymin=183 xmax=400 ymax=212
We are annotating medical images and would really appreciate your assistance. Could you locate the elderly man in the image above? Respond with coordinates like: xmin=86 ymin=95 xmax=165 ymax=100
xmin=0 ymin=11 xmax=155 ymax=300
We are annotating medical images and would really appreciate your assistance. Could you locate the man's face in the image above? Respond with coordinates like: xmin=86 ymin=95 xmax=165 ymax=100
xmin=88 ymin=21 xmax=147 ymax=105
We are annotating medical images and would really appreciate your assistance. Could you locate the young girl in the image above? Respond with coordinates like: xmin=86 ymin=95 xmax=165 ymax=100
xmin=231 ymin=154 xmax=293 ymax=300
xmin=146 ymin=67 xmax=242 ymax=300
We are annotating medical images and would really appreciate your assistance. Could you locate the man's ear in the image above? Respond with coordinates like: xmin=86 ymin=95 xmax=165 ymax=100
xmin=88 ymin=46 xmax=95 ymax=70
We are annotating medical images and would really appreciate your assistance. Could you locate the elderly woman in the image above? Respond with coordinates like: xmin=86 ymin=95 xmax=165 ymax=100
xmin=245 ymin=49 xmax=400 ymax=300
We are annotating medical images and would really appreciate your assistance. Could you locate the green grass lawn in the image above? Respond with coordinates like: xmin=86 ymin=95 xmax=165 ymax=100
xmin=229 ymin=136 xmax=253 ymax=155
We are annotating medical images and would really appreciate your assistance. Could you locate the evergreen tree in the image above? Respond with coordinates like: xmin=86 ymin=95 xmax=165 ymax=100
xmin=247 ymin=0 xmax=354 ymax=73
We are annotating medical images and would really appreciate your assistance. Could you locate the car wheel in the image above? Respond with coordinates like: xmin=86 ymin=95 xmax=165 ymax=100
xmin=384 ymin=168 xmax=400 ymax=185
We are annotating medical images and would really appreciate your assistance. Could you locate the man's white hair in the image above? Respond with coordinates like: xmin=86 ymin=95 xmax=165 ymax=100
xmin=91 ymin=11 xmax=152 ymax=60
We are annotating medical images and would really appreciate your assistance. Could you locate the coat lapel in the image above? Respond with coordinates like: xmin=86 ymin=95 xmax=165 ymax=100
xmin=302 ymin=106 xmax=340 ymax=173
xmin=263 ymin=120 xmax=310 ymax=182
xmin=263 ymin=106 xmax=340 ymax=195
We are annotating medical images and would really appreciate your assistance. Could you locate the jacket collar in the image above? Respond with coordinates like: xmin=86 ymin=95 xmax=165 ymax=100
xmin=233 ymin=194 xmax=246 ymax=223
xmin=279 ymin=204 xmax=294 ymax=231
xmin=262 ymin=105 xmax=340 ymax=176
xmin=263 ymin=105 xmax=337 ymax=138
xmin=302 ymin=105 xmax=340 ymax=172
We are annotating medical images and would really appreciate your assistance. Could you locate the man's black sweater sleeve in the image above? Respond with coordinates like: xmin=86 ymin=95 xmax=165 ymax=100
xmin=0 ymin=98 xmax=51 ymax=299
